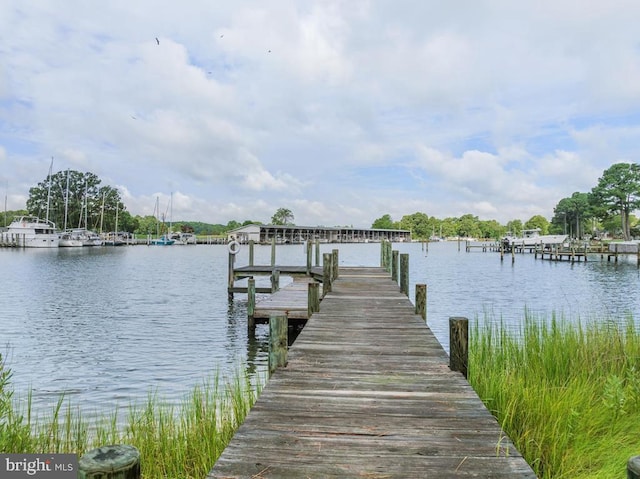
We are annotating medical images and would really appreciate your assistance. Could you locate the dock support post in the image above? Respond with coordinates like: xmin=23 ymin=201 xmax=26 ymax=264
xmin=629 ymin=456 xmax=640 ymax=479
xmin=332 ymin=249 xmax=339 ymax=280
xmin=79 ymin=444 xmax=140 ymax=479
xmin=268 ymin=314 xmax=288 ymax=376
xmin=271 ymin=237 xmax=276 ymax=266
xmin=323 ymin=253 xmax=332 ymax=297
xmin=271 ymin=269 xmax=280 ymax=292
xmin=416 ymin=284 xmax=427 ymax=322
xmin=247 ymin=278 xmax=256 ymax=333
xmin=500 ymin=243 xmax=504 ymax=261
xmin=511 ymin=245 xmax=515 ymax=264
xmin=308 ymin=282 xmax=320 ymax=318
xmin=315 ymin=240 xmax=320 ymax=267
xmin=449 ymin=317 xmax=469 ymax=378
xmin=248 ymin=240 xmax=255 ymax=266
xmin=227 ymin=252 xmax=235 ymax=300
xmin=306 ymin=240 xmax=312 ymax=274
xmin=391 ymin=250 xmax=399 ymax=283
xmin=400 ymin=253 xmax=409 ymax=296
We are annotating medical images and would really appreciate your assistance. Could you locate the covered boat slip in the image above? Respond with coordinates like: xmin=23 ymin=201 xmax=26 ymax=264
xmin=208 ymin=267 xmax=535 ymax=478
xmin=227 ymin=224 xmax=412 ymax=244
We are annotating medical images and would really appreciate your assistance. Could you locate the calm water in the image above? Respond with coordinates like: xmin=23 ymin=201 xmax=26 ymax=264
xmin=1 ymin=241 xmax=639 ymax=417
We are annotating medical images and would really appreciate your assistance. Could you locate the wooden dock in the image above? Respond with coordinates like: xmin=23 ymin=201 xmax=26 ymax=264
xmin=252 ymin=277 xmax=322 ymax=321
xmin=208 ymin=266 xmax=536 ymax=478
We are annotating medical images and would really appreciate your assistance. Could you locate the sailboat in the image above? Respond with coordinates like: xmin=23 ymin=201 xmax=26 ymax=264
xmin=59 ymin=170 xmax=83 ymax=247
xmin=150 ymin=196 xmax=175 ymax=246
xmin=61 ymin=178 xmax=102 ymax=246
xmin=164 ymin=192 xmax=195 ymax=245
xmin=101 ymin=190 xmax=126 ymax=246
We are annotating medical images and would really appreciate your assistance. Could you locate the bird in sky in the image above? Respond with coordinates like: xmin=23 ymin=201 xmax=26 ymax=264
xmin=155 ymin=37 xmax=159 ymax=45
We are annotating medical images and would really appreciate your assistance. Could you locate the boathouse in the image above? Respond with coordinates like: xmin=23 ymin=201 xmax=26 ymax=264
xmin=227 ymin=224 xmax=411 ymax=244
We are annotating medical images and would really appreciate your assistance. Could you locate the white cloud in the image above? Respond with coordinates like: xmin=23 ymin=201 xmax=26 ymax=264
xmin=2 ymin=1 xmax=640 ymax=226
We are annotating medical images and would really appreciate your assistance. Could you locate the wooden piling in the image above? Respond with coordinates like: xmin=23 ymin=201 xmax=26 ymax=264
xmin=400 ymin=253 xmax=409 ymax=296
xmin=323 ymin=253 xmax=332 ymax=297
xmin=270 ymin=269 xmax=280 ymax=292
xmin=449 ymin=317 xmax=469 ymax=379
xmin=629 ymin=456 xmax=640 ymax=479
xmin=332 ymin=249 xmax=339 ymax=280
xmin=248 ymin=240 xmax=254 ymax=266
xmin=227 ymin=252 xmax=235 ymax=300
xmin=391 ymin=250 xmax=399 ymax=283
xmin=268 ymin=314 xmax=288 ymax=376
xmin=247 ymin=278 xmax=256 ymax=332
xmin=307 ymin=282 xmax=320 ymax=318
xmin=415 ymin=283 xmax=427 ymax=322
xmin=306 ymin=240 xmax=312 ymax=274
xmin=78 ymin=444 xmax=140 ymax=479
xmin=315 ymin=240 xmax=320 ymax=267
xmin=271 ymin=237 xmax=276 ymax=266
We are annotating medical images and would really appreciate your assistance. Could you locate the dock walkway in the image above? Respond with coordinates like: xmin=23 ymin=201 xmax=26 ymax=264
xmin=208 ymin=267 xmax=536 ymax=478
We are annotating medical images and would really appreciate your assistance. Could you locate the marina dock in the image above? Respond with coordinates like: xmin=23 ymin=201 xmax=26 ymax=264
xmin=208 ymin=262 xmax=536 ymax=477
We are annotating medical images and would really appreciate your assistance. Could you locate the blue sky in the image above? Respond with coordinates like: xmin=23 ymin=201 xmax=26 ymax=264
xmin=1 ymin=1 xmax=640 ymax=227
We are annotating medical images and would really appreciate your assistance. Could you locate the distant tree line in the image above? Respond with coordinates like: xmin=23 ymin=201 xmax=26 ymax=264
xmin=373 ymin=163 xmax=640 ymax=241
xmin=15 ymin=163 xmax=640 ymax=239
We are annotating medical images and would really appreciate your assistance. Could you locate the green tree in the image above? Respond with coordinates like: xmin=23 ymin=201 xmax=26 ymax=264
xmin=457 ymin=214 xmax=482 ymax=238
xmin=478 ymin=219 xmax=505 ymax=239
xmin=440 ymin=217 xmax=459 ymax=238
xmin=551 ymin=192 xmax=592 ymax=238
xmin=26 ymin=169 xmax=126 ymax=232
xmin=371 ymin=214 xmax=396 ymax=229
xmin=399 ymin=212 xmax=434 ymax=239
xmin=135 ymin=215 xmax=159 ymax=235
xmin=271 ymin=208 xmax=294 ymax=225
xmin=590 ymin=163 xmax=640 ymax=240
xmin=506 ymin=219 xmax=523 ymax=236
xmin=524 ymin=215 xmax=550 ymax=235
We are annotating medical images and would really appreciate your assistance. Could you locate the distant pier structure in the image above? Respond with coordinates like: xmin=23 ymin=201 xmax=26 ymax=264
xmin=227 ymin=224 xmax=411 ymax=244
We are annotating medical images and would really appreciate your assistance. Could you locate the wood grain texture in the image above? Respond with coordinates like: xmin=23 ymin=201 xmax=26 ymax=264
xmin=209 ymin=267 xmax=536 ymax=478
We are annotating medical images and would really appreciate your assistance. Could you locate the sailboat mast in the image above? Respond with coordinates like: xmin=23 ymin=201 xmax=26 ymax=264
xmin=84 ymin=181 xmax=88 ymax=229
xmin=63 ymin=169 xmax=70 ymax=230
xmin=45 ymin=157 xmax=53 ymax=223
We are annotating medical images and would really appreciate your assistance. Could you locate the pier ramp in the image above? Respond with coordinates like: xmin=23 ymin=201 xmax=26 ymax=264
xmin=208 ymin=266 xmax=536 ymax=478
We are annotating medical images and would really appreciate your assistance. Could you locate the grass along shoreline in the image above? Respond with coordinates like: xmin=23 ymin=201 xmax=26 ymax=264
xmin=0 ymin=358 xmax=265 ymax=478
xmin=469 ymin=315 xmax=640 ymax=478
xmin=3 ymin=315 xmax=640 ymax=478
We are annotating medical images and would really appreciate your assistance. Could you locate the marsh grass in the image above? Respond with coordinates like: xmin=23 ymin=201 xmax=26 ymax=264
xmin=469 ymin=314 xmax=640 ymax=478
xmin=0 ymin=354 xmax=265 ymax=479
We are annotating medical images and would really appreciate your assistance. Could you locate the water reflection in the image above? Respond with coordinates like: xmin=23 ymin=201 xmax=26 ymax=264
xmin=0 ymin=241 xmax=638 ymax=419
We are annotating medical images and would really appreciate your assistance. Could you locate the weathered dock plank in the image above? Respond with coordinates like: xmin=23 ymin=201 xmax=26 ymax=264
xmin=209 ymin=267 xmax=536 ymax=478
xmin=253 ymin=278 xmax=320 ymax=320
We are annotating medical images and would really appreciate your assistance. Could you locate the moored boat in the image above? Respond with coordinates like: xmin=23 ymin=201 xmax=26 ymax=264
xmin=502 ymin=228 xmax=568 ymax=250
xmin=60 ymin=228 xmax=103 ymax=247
xmin=150 ymin=235 xmax=175 ymax=246
xmin=7 ymin=216 xmax=59 ymax=248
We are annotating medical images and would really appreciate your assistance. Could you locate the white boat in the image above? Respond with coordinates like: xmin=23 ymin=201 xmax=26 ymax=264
xmin=58 ymin=230 xmax=84 ymax=247
xmin=502 ymin=228 xmax=568 ymax=250
xmin=7 ymin=216 xmax=59 ymax=248
xmin=59 ymin=228 xmax=103 ymax=247
xmin=166 ymin=231 xmax=197 ymax=245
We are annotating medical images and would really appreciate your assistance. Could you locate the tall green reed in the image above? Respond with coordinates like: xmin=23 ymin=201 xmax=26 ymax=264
xmin=469 ymin=314 xmax=640 ymax=478
xmin=0 ymin=359 xmax=265 ymax=479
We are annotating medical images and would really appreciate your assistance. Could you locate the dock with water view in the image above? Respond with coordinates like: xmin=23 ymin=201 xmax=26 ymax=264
xmin=209 ymin=243 xmax=536 ymax=477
